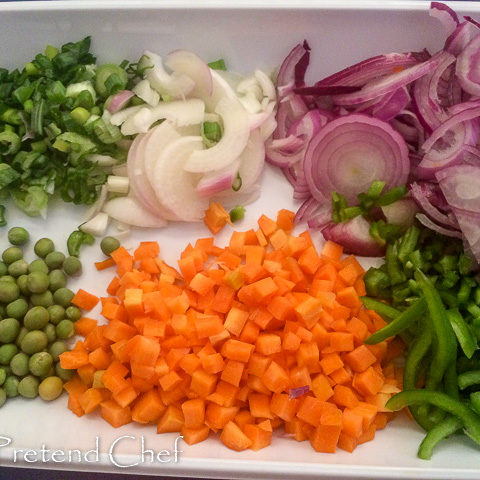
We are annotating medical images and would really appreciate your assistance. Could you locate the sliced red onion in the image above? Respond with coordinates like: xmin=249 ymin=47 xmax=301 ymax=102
xmin=316 ymin=52 xmax=425 ymax=87
xmin=430 ymin=2 xmax=459 ymax=36
xmin=295 ymin=197 xmax=321 ymax=224
xmin=412 ymin=50 xmax=455 ymax=132
xmin=410 ymin=182 xmax=459 ymax=228
xmin=289 ymin=385 xmax=310 ymax=399
xmin=371 ymin=87 xmax=411 ymax=121
xmin=332 ymin=53 xmax=441 ymax=106
xmin=276 ymin=41 xmax=310 ymax=98
xmin=267 ymin=109 xmax=327 ymax=167
xmin=390 ymin=110 xmax=425 ymax=146
xmin=107 ymin=90 xmax=134 ymax=114
xmin=451 ymin=208 xmax=480 ymax=261
xmin=456 ymin=35 xmax=480 ymax=96
xmin=306 ymin=203 xmax=333 ymax=229
xmin=417 ymin=120 xmax=479 ymax=179
xmin=421 ymin=101 xmax=480 ymax=153
xmin=293 ymin=169 xmax=311 ymax=200
xmin=303 ymin=114 xmax=409 ymax=204
xmin=463 ymin=144 xmax=480 ymax=165
xmin=436 ymin=164 xmax=480 ymax=214
xmin=272 ymin=93 xmax=309 ymax=139
xmin=294 ymin=85 xmax=361 ymax=96
xmin=321 ymin=216 xmax=385 ymax=257
xmin=445 ymin=20 xmax=480 ymax=56
xmin=416 ymin=213 xmax=463 ymax=238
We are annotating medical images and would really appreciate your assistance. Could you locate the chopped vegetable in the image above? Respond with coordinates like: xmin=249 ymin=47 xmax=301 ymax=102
xmin=204 ymin=202 xmax=232 ymax=234
xmin=61 ymin=211 xmax=402 ymax=453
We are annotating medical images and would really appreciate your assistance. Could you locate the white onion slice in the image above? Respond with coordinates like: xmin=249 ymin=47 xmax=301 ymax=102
xmin=184 ymin=96 xmax=250 ymax=173
xmin=142 ymin=50 xmax=195 ymax=99
xmin=132 ymin=79 xmax=160 ymax=106
xmin=237 ymin=128 xmax=266 ymax=191
xmin=165 ymin=49 xmax=213 ymax=98
xmin=196 ymin=159 xmax=240 ymax=198
xmin=152 ymin=136 xmax=208 ymax=221
xmin=103 ymin=196 xmax=167 ymax=228
xmin=121 ymin=99 xmax=205 ymax=135
xmin=80 ymin=212 xmax=109 ymax=237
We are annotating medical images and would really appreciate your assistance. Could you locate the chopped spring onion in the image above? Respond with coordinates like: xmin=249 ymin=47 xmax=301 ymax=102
xmin=207 ymin=59 xmax=227 ymax=71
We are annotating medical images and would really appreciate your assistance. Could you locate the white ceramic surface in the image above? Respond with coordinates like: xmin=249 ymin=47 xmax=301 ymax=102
xmin=1 ymin=1 xmax=480 ymax=478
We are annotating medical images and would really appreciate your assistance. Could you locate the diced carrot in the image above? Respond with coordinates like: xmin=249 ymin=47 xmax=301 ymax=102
xmin=248 ymin=393 xmax=273 ymax=419
xmin=220 ymin=421 xmax=252 ymax=451
xmin=131 ymin=388 xmax=165 ymax=424
xmin=243 ymin=423 xmax=272 ymax=450
xmin=262 ymin=361 xmax=289 ymax=393
xmin=157 ymin=405 xmax=185 ymax=433
xmin=101 ymin=400 xmax=132 ymax=428
xmin=95 ymin=258 xmax=116 ymax=271
xmin=204 ymin=202 xmax=232 ymax=234
xmin=181 ymin=425 xmax=210 ymax=445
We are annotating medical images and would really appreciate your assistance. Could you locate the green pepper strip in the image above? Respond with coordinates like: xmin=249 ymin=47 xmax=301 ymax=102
xmin=386 ymin=389 xmax=480 ymax=447
xmin=447 ymin=309 xmax=478 ymax=360
xmin=403 ymin=316 xmax=436 ymax=431
xmin=360 ymin=296 xmax=400 ymax=320
xmin=67 ymin=230 xmax=95 ymax=257
xmin=457 ymin=370 xmax=480 ymax=390
xmin=364 ymin=297 xmax=426 ymax=345
xmin=417 ymin=415 xmax=462 ymax=460
xmin=415 ymin=270 xmax=457 ymax=391
xmin=444 ymin=362 xmax=460 ymax=400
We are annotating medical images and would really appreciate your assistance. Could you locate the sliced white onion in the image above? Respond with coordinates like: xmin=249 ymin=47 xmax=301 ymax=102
xmin=112 ymin=164 xmax=128 ymax=176
xmin=152 ymin=136 xmax=208 ymax=221
xmin=142 ymin=50 xmax=195 ymax=99
xmin=239 ymin=91 xmax=263 ymax=114
xmin=103 ymin=196 xmax=167 ymax=228
xmin=203 ymin=70 xmax=238 ymax=112
xmin=107 ymin=175 xmax=130 ymax=194
xmin=120 ymin=99 xmax=205 ymax=135
xmin=184 ymin=96 xmax=250 ymax=173
xmin=80 ymin=212 xmax=109 ymax=237
xmin=83 ymin=184 xmax=108 ymax=222
xmin=132 ymin=79 xmax=160 ymax=106
xmin=86 ymin=154 xmax=119 ymax=167
xmin=196 ymin=159 xmax=240 ymax=198
xmin=255 ymin=69 xmax=276 ymax=101
xmin=110 ymin=106 xmax=143 ymax=126
xmin=237 ymin=128 xmax=266 ymax=191
xmin=165 ymin=49 xmax=213 ymax=98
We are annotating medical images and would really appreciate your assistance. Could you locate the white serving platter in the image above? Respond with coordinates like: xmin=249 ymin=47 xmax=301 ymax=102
xmin=1 ymin=1 xmax=480 ymax=478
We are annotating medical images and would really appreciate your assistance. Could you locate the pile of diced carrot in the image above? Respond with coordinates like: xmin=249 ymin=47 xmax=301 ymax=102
xmin=60 ymin=209 xmax=404 ymax=454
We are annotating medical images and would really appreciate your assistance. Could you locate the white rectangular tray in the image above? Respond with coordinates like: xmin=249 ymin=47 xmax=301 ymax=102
xmin=1 ymin=1 xmax=480 ymax=478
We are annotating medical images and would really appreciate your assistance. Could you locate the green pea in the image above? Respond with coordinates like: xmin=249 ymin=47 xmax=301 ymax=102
xmin=55 ymin=362 xmax=74 ymax=382
xmin=49 ymin=340 xmax=68 ymax=362
xmin=45 ymin=251 xmax=66 ymax=270
xmin=0 ymin=280 xmax=20 ymax=303
xmin=7 ymin=259 xmax=28 ymax=277
xmin=34 ymin=238 xmax=55 ymax=258
xmin=6 ymin=298 xmax=28 ymax=319
xmin=0 ymin=262 xmax=7 ymax=276
xmin=66 ymin=306 xmax=82 ymax=322
xmin=100 ymin=236 xmax=120 ymax=256
xmin=0 ymin=305 xmax=5 ymax=318
xmin=4 ymin=376 xmax=19 ymax=398
xmin=8 ymin=227 xmax=29 ymax=246
xmin=29 ymin=351 xmax=53 ymax=377
xmin=53 ymin=287 xmax=74 ymax=308
xmin=10 ymin=352 xmax=30 ymax=377
xmin=0 ymin=275 xmax=16 ymax=283
xmin=38 ymin=376 xmax=63 ymax=401
xmin=0 ymin=344 xmax=18 ymax=365
xmin=18 ymin=375 xmax=39 ymax=399
xmin=0 ymin=317 xmax=20 ymax=343
xmin=15 ymin=327 xmax=28 ymax=349
xmin=0 ymin=368 xmax=6 ymax=386
xmin=56 ymin=319 xmax=74 ymax=339
xmin=30 ymin=290 xmax=54 ymax=307
xmin=17 ymin=274 xmax=29 ymax=295
xmin=48 ymin=269 xmax=67 ymax=292
xmin=43 ymin=323 xmax=56 ymax=343
xmin=47 ymin=305 xmax=65 ymax=325
xmin=20 ymin=330 xmax=48 ymax=355
xmin=27 ymin=271 xmax=50 ymax=294
xmin=24 ymin=306 xmax=50 ymax=330
xmin=0 ymin=388 xmax=6 ymax=407
xmin=2 ymin=247 xmax=23 ymax=265
xmin=63 ymin=256 xmax=82 ymax=277
xmin=29 ymin=259 xmax=49 ymax=274
xmin=2 ymin=366 xmax=11 ymax=377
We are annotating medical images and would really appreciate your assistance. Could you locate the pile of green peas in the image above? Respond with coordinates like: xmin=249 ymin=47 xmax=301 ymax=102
xmin=0 ymin=227 xmax=84 ymax=406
